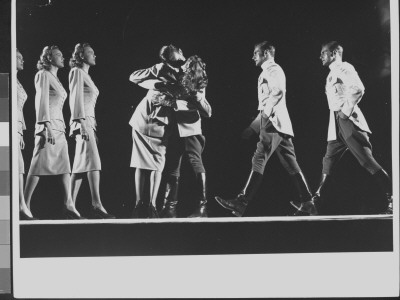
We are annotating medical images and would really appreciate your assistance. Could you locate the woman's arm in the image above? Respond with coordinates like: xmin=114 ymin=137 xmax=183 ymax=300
xmin=69 ymin=68 xmax=89 ymax=140
xmin=130 ymin=64 xmax=162 ymax=89
xmin=34 ymin=71 xmax=51 ymax=130
xmin=189 ymin=88 xmax=212 ymax=118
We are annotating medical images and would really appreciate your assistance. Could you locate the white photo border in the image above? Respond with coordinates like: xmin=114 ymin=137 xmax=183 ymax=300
xmin=11 ymin=0 xmax=399 ymax=297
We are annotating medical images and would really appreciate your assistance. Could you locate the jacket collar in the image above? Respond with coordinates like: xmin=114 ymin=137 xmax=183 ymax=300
xmin=329 ymin=60 xmax=343 ymax=71
xmin=261 ymin=58 xmax=275 ymax=70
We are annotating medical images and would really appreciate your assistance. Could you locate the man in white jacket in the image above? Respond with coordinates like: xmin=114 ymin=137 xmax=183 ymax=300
xmin=215 ymin=41 xmax=317 ymax=217
xmin=314 ymin=41 xmax=393 ymax=214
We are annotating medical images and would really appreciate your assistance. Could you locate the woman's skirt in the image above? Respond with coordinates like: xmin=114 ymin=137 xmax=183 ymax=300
xmin=130 ymin=129 xmax=167 ymax=171
xmin=18 ymin=146 xmax=24 ymax=174
xmin=72 ymin=129 xmax=101 ymax=173
xmin=28 ymin=130 xmax=71 ymax=176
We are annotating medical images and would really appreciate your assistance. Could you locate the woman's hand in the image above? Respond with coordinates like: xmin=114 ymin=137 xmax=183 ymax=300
xmin=80 ymin=123 xmax=89 ymax=141
xmin=43 ymin=121 xmax=55 ymax=145
xmin=186 ymin=91 xmax=203 ymax=103
xmin=19 ymin=134 xmax=25 ymax=150
xmin=193 ymin=91 xmax=204 ymax=102
xmin=46 ymin=128 xmax=55 ymax=145
xmin=151 ymin=93 xmax=176 ymax=107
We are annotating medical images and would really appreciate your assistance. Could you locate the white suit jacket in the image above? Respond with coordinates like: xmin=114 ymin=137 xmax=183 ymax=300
xmin=325 ymin=61 xmax=371 ymax=141
xmin=17 ymin=79 xmax=27 ymax=135
xmin=34 ymin=70 xmax=67 ymax=135
xmin=129 ymin=63 xmax=177 ymax=138
xmin=258 ymin=59 xmax=294 ymax=137
xmin=69 ymin=67 xmax=99 ymax=135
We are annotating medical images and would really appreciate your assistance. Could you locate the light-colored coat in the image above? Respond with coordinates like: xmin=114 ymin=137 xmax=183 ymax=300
xmin=325 ymin=61 xmax=371 ymax=141
xmin=129 ymin=63 xmax=176 ymax=138
xmin=258 ymin=59 xmax=294 ymax=137
xmin=69 ymin=67 xmax=99 ymax=135
xmin=173 ymin=89 xmax=211 ymax=137
xmin=17 ymin=79 xmax=27 ymax=135
xmin=34 ymin=70 xmax=67 ymax=135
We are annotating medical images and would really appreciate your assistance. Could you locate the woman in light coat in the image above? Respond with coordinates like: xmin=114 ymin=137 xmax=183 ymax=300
xmin=68 ymin=43 xmax=114 ymax=219
xmin=24 ymin=46 xmax=82 ymax=219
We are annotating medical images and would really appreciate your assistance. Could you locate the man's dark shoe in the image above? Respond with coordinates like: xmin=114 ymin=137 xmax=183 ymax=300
xmin=160 ymin=202 xmax=178 ymax=218
xmin=291 ymin=199 xmax=318 ymax=216
xmin=215 ymin=195 xmax=247 ymax=217
xmin=188 ymin=200 xmax=208 ymax=218
xmin=383 ymin=195 xmax=393 ymax=215
xmin=215 ymin=171 xmax=263 ymax=217
xmin=373 ymin=169 xmax=393 ymax=215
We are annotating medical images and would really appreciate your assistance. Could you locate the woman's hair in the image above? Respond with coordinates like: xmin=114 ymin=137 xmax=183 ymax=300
xmin=180 ymin=55 xmax=208 ymax=93
xmin=69 ymin=43 xmax=91 ymax=68
xmin=37 ymin=45 xmax=59 ymax=70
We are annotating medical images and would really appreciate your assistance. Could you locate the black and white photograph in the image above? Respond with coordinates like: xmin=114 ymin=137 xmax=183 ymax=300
xmin=7 ymin=0 xmax=400 ymax=298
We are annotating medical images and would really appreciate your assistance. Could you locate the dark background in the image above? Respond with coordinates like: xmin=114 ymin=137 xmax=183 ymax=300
xmin=14 ymin=0 xmax=392 ymax=219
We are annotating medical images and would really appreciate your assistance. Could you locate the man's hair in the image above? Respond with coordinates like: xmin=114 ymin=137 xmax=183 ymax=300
xmin=159 ymin=44 xmax=182 ymax=63
xmin=322 ymin=41 xmax=343 ymax=58
xmin=70 ymin=43 xmax=91 ymax=68
xmin=37 ymin=45 xmax=60 ymax=70
xmin=255 ymin=41 xmax=275 ymax=57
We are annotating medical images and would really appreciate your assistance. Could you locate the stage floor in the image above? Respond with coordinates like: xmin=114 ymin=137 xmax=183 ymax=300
xmin=19 ymin=213 xmax=393 ymax=224
xmin=18 ymin=214 xmax=393 ymax=257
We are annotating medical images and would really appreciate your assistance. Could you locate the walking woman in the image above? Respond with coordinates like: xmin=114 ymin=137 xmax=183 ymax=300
xmin=69 ymin=43 xmax=114 ymax=219
xmin=24 ymin=46 xmax=82 ymax=219
xmin=16 ymin=49 xmax=35 ymax=220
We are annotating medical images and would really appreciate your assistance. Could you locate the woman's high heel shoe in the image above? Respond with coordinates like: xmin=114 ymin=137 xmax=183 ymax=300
xmin=89 ymin=207 xmax=115 ymax=219
xmin=62 ymin=207 xmax=85 ymax=220
xmin=148 ymin=205 xmax=159 ymax=218
xmin=131 ymin=201 xmax=147 ymax=219
xmin=19 ymin=211 xmax=38 ymax=220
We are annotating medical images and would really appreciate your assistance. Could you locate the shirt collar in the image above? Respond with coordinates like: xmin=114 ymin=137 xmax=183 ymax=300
xmin=261 ymin=58 xmax=275 ymax=70
xmin=329 ymin=60 xmax=343 ymax=71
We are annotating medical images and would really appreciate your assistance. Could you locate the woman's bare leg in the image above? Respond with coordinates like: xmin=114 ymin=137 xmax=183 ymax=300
xmin=149 ymin=170 xmax=162 ymax=207
xmin=19 ymin=174 xmax=33 ymax=217
xmin=135 ymin=168 xmax=146 ymax=206
xmin=87 ymin=170 xmax=109 ymax=213
xmin=70 ymin=173 xmax=83 ymax=205
xmin=60 ymin=174 xmax=81 ymax=216
xmin=24 ymin=174 xmax=40 ymax=210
